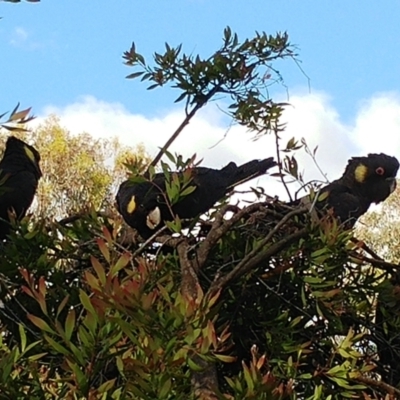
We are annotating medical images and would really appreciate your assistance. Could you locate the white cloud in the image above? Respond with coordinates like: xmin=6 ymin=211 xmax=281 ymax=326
xmin=9 ymin=27 xmax=29 ymax=46
xmin=39 ymin=91 xmax=400 ymax=201
xmin=353 ymin=92 xmax=400 ymax=155
xmin=9 ymin=26 xmax=49 ymax=50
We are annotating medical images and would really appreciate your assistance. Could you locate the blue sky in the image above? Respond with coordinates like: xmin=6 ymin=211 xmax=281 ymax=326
xmin=1 ymin=1 xmax=400 ymax=196
xmin=2 ymin=1 xmax=400 ymax=119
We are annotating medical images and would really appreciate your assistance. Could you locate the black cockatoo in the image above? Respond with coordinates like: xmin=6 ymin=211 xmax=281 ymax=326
xmin=116 ymin=157 xmax=276 ymax=239
xmin=0 ymin=136 xmax=42 ymax=239
xmin=300 ymin=153 xmax=399 ymax=228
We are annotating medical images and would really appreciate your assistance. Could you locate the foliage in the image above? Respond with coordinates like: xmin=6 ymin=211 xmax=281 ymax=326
xmin=123 ymin=27 xmax=294 ymax=168
xmin=356 ymin=190 xmax=400 ymax=263
xmin=1 ymin=27 xmax=399 ymax=400
xmin=0 ymin=104 xmax=35 ymax=132
xmin=0 ymin=115 xmax=150 ymax=220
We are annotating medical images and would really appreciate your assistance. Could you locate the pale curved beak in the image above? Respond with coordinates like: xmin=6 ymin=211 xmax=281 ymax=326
xmin=146 ymin=207 xmax=161 ymax=230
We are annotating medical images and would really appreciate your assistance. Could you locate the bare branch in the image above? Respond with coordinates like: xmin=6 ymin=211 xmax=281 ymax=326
xmin=195 ymin=202 xmax=270 ymax=270
xmin=354 ymin=375 xmax=400 ymax=397
xmin=208 ymin=206 xmax=308 ymax=294
xmin=148 ymin=86 xmax=221 ymax=170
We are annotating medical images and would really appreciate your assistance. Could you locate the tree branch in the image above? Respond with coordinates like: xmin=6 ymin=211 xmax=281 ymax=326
xmin=354 ymin=375 xmax=400 ymax=397
xmin=207 ymin=207 xmax=308 ymax=294
xmin=195 ymin=202 xmax=271 ymax=270
xmin=148 ymin=86 xmax=221 ymax=170
xmin=350 ymin=253 xmax=400 ymax=273
xmin=176 ymin=240 xmax=219 ymax=399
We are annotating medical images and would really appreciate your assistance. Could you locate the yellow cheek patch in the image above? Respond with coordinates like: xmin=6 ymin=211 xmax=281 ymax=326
xmin=24 ymin=146 xmax=36 ymax=163
xmin=354 ymin=164 xmax=368 ymax=183
xmin=127 ymin=195 xmax=136 ymax=214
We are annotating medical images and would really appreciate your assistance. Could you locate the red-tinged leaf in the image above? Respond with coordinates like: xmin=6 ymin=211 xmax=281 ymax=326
xmin=79 ymin=290 xmax=96 ymax=316
xmin=21 ymin=286 xmax=34 ymax=299
xmin=56 ymin=295 xmax=70 ymax=319
xmin=206 ymin=320 xmax=217 ymax=348
xmin=256 ymin=354 xmax=266 ymax=370
xmin=36 ymin=293 xmax=48 ymax=316
xmin=200 ymin=336 xmax=211 ymax=353
xmin=27 ymin=315 xmax=55 ymax=334
xmin=137 ymin=262 xmax=148 ymax=279
xmin=65 ymin=309 xmax=76 ymax=342
xmin=195 ymin=284 xmax=204 ymax=305
xmin=38 ymin=276 xmax=47 ymax=297
xmin=122 ymin=279 xmax=140 ymax=299
xmin=19 ymin=268 xmax=31 ymax=283
xmin=9 ymin=107 xmax=31 ymax=122
xmin=206 ymin=288 xmax=221 ymax=308
xmin=102 ymin=226 xmax=113 ymax=243
xmin=54 ymin=320 xmax=65 ymax=337
xmin=84 ymin=271 xmax=100 ymax=291
xmin=96 ymin=238 xmax=110 ymax=263
xmin=142 ymin=291 xmax=156 ymax=310
xmin=90 ymin=256 xmax=106 ymax=285
xmin=110 ymin=252 xmax=131 ymax=277
xmin=214 ymin=354 xmax=236 ymax=363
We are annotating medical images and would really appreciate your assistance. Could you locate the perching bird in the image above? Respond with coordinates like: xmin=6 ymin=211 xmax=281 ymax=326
xmin=0 ymin=136 xmax=42 ymax=240
xmin=299 ymin=153 xmax=399 ymax=228
xmin=116 ymin=158 xmax=277 ymax=239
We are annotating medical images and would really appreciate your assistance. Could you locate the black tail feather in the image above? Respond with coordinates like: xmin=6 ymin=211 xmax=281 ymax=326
xmin=226 ymin=157 xmax=276 ymax=189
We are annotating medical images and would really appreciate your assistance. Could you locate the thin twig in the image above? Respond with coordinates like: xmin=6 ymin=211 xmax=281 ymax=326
xmin=130 ymin=226 xmax=169 ymax=258
xmin=148 ymin=86 xmax=221 ymax=170
xmin=274 ymin=128 xmax=292 ymax=202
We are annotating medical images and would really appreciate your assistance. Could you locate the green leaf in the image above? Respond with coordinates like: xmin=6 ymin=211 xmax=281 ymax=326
xmin=65 ymin=308 xmax=76 ymax=342
xmin=27 ymin=315 xmax=55 ymax=334
xmin=126 ymin=71 xmax=145 ymax=79
xmin=44 ymin=335 xmax=70 ymax=356
xmin=110 ymin=252 xmax=131 ymax=276
xmin=19 ymin=324 xmax=26 ymax=353
xmin=158 ymin=378 xmax=172 ymax=398
xmin=79 ymin=290 xmax=96 ymax=316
